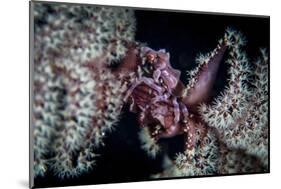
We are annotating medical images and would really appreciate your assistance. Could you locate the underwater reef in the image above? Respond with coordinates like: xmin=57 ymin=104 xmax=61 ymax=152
xmin=32 ymin=2 xmax=269 ymax=184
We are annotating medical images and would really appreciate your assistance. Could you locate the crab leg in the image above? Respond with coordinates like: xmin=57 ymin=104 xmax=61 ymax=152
xmin=172 ymin=97 xmax=180 ymax=124
xmin=124 ymin=77 xmax=164 ymax=102
xmin=183 ymin=118 xmax=196 ymax=153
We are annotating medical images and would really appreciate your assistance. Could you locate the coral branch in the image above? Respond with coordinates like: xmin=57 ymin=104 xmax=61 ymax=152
xmin=155 ymin=28 xmax=268 ymax=177
xmin=182 ymin=40 xmax=227 ymax=112
xmin=199 ymin=28 xmax=269 ymax=168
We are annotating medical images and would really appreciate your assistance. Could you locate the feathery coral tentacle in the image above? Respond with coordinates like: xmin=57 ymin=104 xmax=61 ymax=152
xmin=139 ymin=127 xmax=161 ymax=158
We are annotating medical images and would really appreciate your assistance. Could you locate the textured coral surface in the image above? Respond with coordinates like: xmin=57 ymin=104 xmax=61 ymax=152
xmin=33 ymin=3 xmax=135 ymax=178
xmin=31 ymin=2 xmax=269 ymax=188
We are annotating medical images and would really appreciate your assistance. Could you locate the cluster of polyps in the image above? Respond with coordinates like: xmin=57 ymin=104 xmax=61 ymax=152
xmin=33 ymin=3 xmax=135 ymax=178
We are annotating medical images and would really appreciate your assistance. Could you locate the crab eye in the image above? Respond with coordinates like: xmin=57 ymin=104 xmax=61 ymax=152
xmin=146 ymin=54 xmax=155 ymax=63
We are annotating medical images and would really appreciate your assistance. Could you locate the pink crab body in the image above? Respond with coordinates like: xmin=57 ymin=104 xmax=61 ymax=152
xmin=117 ymin=42 xmax=227 ymax=155
xmin=142 ymin=47 xmax=181 ymax=93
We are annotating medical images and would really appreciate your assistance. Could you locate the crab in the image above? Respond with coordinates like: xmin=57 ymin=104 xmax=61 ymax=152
xmin=124 ymin=47 xmax=183 ymax=126
xmin=118 ymin=41 xmax=227 ymax=156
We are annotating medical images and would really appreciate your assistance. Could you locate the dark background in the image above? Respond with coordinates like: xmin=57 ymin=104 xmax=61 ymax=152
xmin=34 ymin=5 xmax=269 ymax=188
